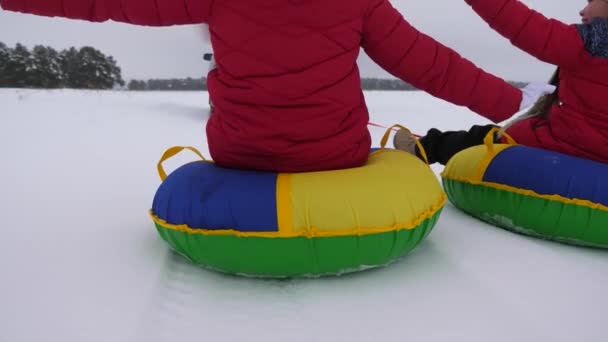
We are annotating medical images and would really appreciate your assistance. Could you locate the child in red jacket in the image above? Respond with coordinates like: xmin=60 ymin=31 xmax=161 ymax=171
xmin=1 ymin=0 xmax=552 ymax=172
xmin=395 ymin=0 xmax=608 ymax=165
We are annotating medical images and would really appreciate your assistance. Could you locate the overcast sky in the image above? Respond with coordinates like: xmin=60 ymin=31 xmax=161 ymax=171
xmin=0 ymin=0 xmax=583 ymax=82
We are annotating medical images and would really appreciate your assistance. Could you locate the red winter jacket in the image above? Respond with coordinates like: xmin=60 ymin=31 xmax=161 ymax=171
xmin=1 ymin=0 xmax=522 ymax=172
xmin=466 ymin=0 xmax=608 ymax=164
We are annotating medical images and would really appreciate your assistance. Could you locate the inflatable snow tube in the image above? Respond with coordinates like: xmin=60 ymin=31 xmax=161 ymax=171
xmin=149 ymin=128 xmax=446 ymax=277
xmin=441 ymin=128 xmax=608 ymax=248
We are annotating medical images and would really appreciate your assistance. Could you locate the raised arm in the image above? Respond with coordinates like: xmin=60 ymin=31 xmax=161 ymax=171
xmin=464 ymin=0 xmax=585 ymax=67
xmin=361 ymin=0 xmax=521 ymax=123
xmin=0 ymin=0 xmax=211 ymax=26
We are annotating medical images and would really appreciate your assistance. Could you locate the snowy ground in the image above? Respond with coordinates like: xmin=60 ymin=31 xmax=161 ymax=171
xmin=1 ymin=89 xmax=606 ymax=342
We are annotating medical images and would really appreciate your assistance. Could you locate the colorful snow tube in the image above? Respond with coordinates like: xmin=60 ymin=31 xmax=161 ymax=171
xmin=442 ymin=129 xmax=608 ymax=248
xmin=149 ymin=128 xmax=445 ymax=277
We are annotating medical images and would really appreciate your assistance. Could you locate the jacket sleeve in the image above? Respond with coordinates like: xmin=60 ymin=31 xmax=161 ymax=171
xmin=465 ymin=0 xmax=585 ymax=67
xmin=361 ymin=0 xmax=521 ymax=123
xmin=0 ymin=0 xmax=211 ymax=26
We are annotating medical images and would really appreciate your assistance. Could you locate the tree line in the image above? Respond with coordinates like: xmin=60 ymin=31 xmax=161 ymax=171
xmin=127 ymin=77 xmax=417 ymax=91
xmin=128 ymin=78 xmax=207 ymax=91
xmin=1 ymin=42 xmax=525 ymax=91
xmin=0 ymin=42 xmax=124 ymax=89
xmin=127 ymin=77 xmax=526 ymax=91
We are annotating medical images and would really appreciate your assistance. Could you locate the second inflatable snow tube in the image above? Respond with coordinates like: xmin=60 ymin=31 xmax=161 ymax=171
xmin=442 ymin=128 xmax=608 ymax=248
xmin=149 ymin=127 xmax=445 ymax=277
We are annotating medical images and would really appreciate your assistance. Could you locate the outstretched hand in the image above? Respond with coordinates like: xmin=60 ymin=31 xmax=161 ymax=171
xmin=519 ymin=81 xmax=557 ymax=111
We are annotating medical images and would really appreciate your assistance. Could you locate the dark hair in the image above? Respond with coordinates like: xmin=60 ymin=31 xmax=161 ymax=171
xmin=522 ymin=67 xmax=560 ymax=119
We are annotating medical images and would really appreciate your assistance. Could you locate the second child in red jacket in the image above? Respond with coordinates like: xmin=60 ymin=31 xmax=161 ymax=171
xmin=395 ymin=0 xmax=608 ymax=165
xmin=0 ymin=0 xmax=551 ymax=172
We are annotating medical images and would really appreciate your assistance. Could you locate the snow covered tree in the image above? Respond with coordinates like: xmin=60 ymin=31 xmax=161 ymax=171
xmin=106 ymin=55 xmax=125 ymax=88
xmin=0 ymin=43 xmax=124 ymax=89
xmin=77 ymin=47 xmax=123 ymax=89
xmin=29 ymin=45 xmax=63 ymax=88
xmin=59 ymin=46 xmax=124 ymax=89
xmin=2 ymin=43 xmax=34 ymax=87
xmin=59 ymin=47 xmax=80 ymax=88
xmin=0 ymin=42 xmax=10 ymax=87
xmin=76 ymin=46 xmax=104 ymax=88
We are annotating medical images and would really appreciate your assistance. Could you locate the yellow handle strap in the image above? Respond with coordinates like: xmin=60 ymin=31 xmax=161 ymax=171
xmin=157 ymin=146 xmax=206 ymax=181
xmin=483 ymin=127 xmax=517 ymax=153
xmin=474 ymin=127 xmax=518 ymax=180
xmin=380 ymin=124 xmax=430 ymax=165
